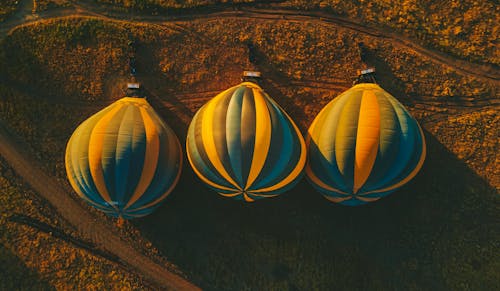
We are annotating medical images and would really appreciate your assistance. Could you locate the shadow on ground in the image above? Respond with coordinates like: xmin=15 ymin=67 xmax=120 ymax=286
xmin=1 ymin=13 xmax=498 ymax=291
xmin=133 ymin=46 xmax=499 ymax=291
xmin=134 ymin=129 xmax=499 ymax=290
xmin=0 ymin=243 xmax=54 ymax=290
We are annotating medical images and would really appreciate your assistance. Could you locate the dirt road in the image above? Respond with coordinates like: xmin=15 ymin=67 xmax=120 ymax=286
xmin=0 ymin=122 xmax=200 ymax=290
xmin=0 ymin=0 xmax=498 ymax=289
xmin=1 ymin=1 xmax=498 ymax=85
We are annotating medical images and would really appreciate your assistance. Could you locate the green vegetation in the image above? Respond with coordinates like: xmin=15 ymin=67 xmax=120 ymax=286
xmin=0 ymin=17 xmax=498 ymax=290
xmin=0 ymin=0 xmax=18 ymax=22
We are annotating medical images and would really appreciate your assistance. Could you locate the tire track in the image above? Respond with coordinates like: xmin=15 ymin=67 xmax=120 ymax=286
xmin=1 ymin=1 xmax=498 ymax=85
xmin=0 ymin=0 xmax=498 ymax=289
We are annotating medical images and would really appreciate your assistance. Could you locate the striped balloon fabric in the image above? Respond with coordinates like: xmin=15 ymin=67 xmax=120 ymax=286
xmin=65 ymin=97 xmax=182 ymax=219
xmin=186 ymin=82 xmax=306 ymax=202
xmin=306 ymin=83 xmax=426 ymax=206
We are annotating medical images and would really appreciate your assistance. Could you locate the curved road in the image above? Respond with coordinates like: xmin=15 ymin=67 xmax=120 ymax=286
xmin=0 ymin=0 xmax=498 ymax=289
xmin=1 ymin=0 xmax=498 ymax=85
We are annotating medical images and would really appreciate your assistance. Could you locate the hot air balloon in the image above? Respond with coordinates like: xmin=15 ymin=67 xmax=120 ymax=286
xmin=186 ymin=73 xmax=306 ymax=202
xmin=65 ymin=86 xmax=182 ymax=218
xmin=306 ymin=74 xmax=426 ymax=206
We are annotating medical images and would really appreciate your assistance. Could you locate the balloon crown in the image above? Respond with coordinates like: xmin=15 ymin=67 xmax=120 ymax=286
xmin=241 ymin=70 xmax=262 ymax=84
xmin=125 ymin=82 xmax=145 ymax=98
xmin=353 ymin=67 xmax=377 ymax=85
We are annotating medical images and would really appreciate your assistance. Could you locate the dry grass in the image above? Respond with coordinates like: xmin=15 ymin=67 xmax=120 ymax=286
xmin=93 ymin=0 xmax=256 ymax=10
xmin=427 ymin=109 xmax=499 ymax=187
xmin=33 ymin=0 xmax=70 ymax=12
xmin=85 ymin=0 xmax=499 ymax=65
xmin=285 ymin=0 xmax=499 ymax=65
xmin=0 ymin=16 xmax=498 ymax=290
xmin=1 ymin=18 xmax=129 ymax=101
xmin=0 ymin=158 xmax=152 ymax=290
xmin=0 ymin=0 xmax=18 ymax=22
xmin=0 ymin=16 xmax=497 ymax=189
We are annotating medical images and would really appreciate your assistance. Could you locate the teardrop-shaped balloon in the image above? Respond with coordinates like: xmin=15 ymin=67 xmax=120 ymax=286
xmin=186 ymin=82 xmax=306 ymax=202
xmin=65 ymin=97 xmax=182 ymax=218
xmin=306 ymin=83 xmax=426 ymax=206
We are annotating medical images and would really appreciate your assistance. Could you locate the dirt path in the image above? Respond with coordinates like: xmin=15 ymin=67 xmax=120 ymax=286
xmin=239 ymin=8 xmax=499 ymax=84
xmin=8 ymin=213 xmax=122 ymax=264
xmin=0 ymin=122 xmax=200 ymax=290
xmin=1 ymin=0 xmax=498 ymax=86
xmin=0 ymin=0 xmax=498 ymax=289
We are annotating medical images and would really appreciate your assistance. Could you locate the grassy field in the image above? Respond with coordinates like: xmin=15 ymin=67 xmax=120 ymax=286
xmin=134 ymin=131 xmax=499 ymax=290
xmin=83 ymin=0 xmax=499 ymax=66
xmin=2 ymin=17 xmax=495 ymax=182
xmin=0 ymin=0 xmax=19 ymax=22
xmin=1 ymin=18 xmax=131 ymax=102
xmin=91 ymin=0 xmax=259 ymax=10
xmin=284 ymin=0 xmax=499 ymax=66
xmin=0 ymin=157 xmax=153 ymax=290
xmin=0 ymin=16 xmax=498 ymax=290
xmin=34 ymin=0 xmax=71 ymax=12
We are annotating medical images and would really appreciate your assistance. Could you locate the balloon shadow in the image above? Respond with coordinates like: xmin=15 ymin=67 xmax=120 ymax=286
xmin=359 ymin=45 xmax=414 ymax=106
xmin=133 ymin=129 xmax=499 ymax=290
xmin=246 ymin=43 xmax=310 ymax=130
xmin=133 ymin=40 xmax=195 ymax=140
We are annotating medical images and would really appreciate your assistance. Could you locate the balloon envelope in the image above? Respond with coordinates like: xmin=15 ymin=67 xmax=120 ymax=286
xmin=65 ymin=97 xmax=182 ymax=218
xmin=186 ymin=82 xmax=306 ymax=202
xmin=306 ymin=83 xmax=426 ymax=205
